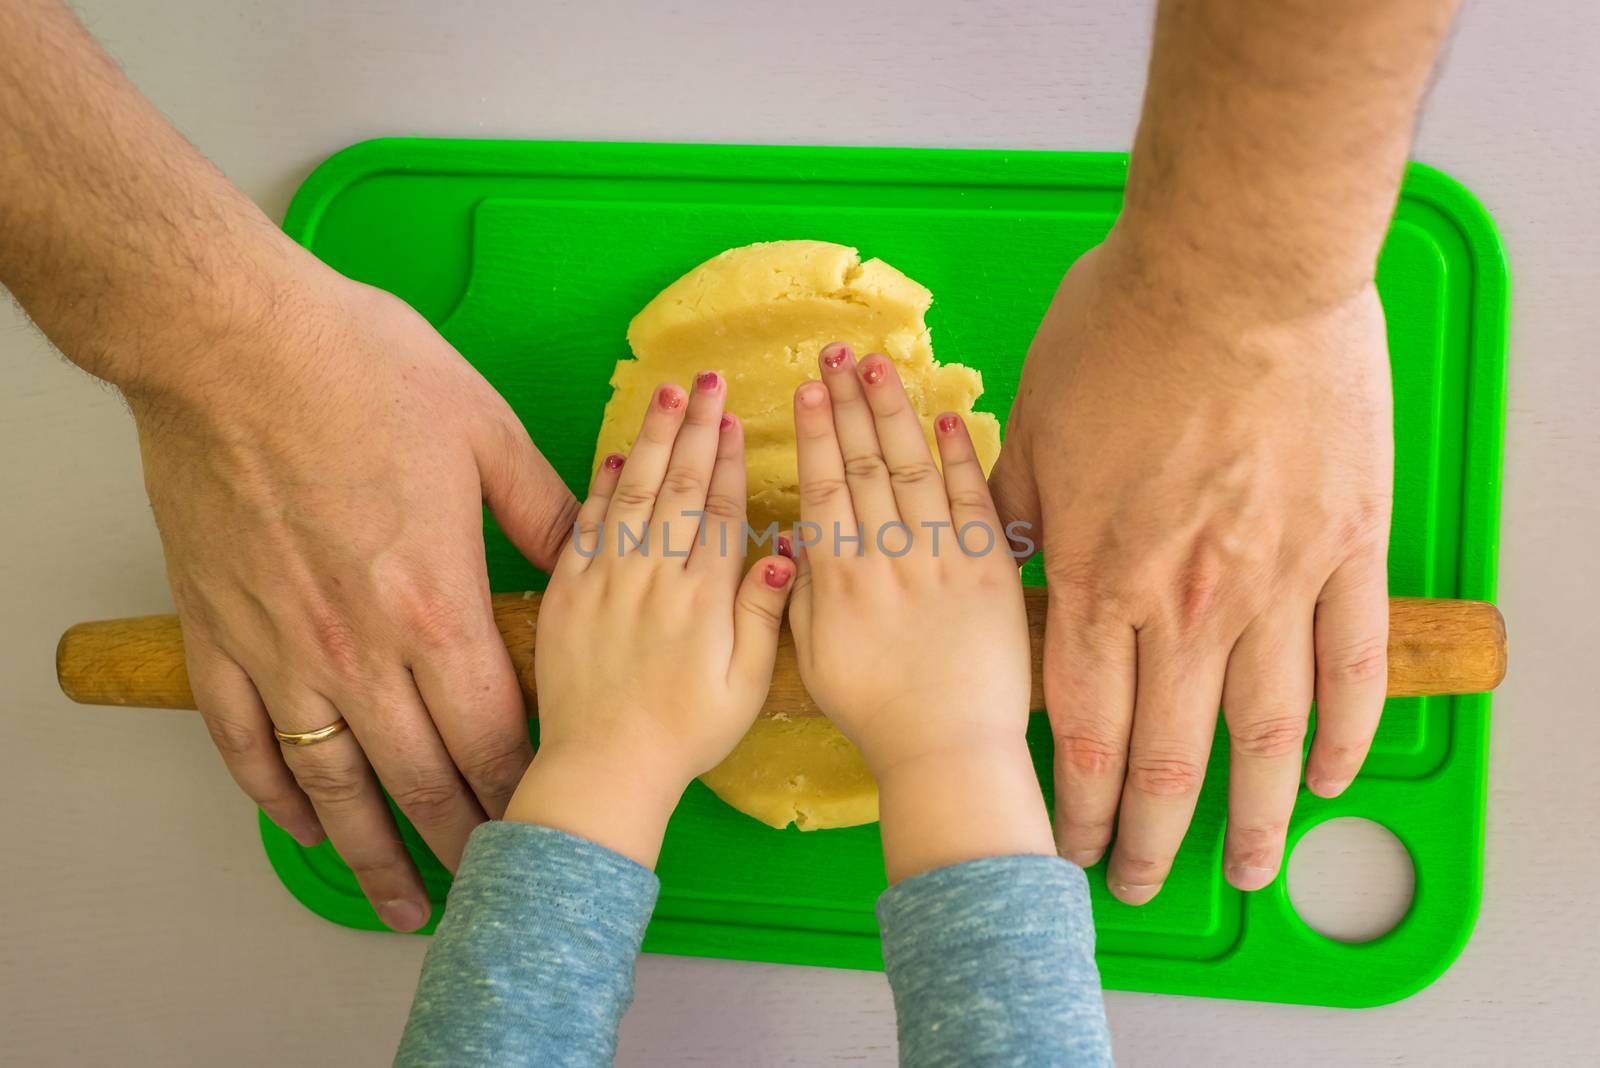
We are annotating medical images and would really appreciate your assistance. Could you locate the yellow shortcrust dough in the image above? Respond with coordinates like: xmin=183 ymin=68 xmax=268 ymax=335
xmin=592 ymin=240 xmax=1000 ymax=830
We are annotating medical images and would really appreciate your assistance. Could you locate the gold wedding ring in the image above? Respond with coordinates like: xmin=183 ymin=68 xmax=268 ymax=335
xmin=273 ymin=718 xmax=349 ymax=747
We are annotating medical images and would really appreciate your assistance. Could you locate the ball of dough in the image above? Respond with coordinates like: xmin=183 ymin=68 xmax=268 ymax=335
xmin=591 ymin=240 xmax=1000 ymax=830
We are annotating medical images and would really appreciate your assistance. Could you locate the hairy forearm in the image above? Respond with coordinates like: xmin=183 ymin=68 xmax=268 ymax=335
xmin=1118 ymin=0 xmax=1459 ymax=312
xmin=0 ymin=0 xmax=311 ymax=393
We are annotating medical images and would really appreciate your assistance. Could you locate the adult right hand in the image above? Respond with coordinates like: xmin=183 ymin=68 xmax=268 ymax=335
xmin=131 ymin=270 xmax=577 ymax=931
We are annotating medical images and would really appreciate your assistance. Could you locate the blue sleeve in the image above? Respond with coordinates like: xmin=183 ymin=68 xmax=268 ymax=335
xmin=877 ymin=855 xmax=1114 ymax=1067
xmin=393 ymin=822 xmax=659 ymax=1068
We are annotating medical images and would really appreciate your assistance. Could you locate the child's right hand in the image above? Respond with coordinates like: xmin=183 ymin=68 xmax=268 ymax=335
xmin=787 ymin=343 xmax=1055 ymax=882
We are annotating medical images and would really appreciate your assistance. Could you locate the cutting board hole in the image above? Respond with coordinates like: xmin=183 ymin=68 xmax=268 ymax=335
xmin=1287 ymin=817 xmax=1414 ymax=943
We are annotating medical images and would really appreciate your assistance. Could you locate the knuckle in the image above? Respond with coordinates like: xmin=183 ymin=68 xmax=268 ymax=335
xmin=1111 ymin=850 xmax=1171 ymax=884
xmin=887 ymin=460 xmax=940 ymax=488
xmin=1325 ymin=633 xmax=1388 ymax=686
xmin=800 ymin=477 xmax=850 ymax=509
xmin=612 ymin=485 xmax=658 ymax=510
xmin=400 ymin=592 xmax=475 ymax=652
xmin=458 ymin=737 xmax=530 ymax=797
xmin=844 ymin=454 xmax=889 ymax=481
xmin=1229 ymin=714 xmax=1308 ymax=759
xmin=390 ymin=774 xmax=468 ymax=827
xmin=1053 ymin=731 xmax=1126 ymax=778
xmin=292 ymin=762 xmax=367 ymax=807
xmin=1177 ymin=561 xmax=1227 ymax=631
xmin=661 ymin=468 xmax=706 ymax=497
xmin=204 ymin=715 xmax=266 ymax=761
xmin=305 ymin=603 xmax=362 ymax=674
xmin=1125 ymin=753 xmax=1206 ymax=798
xmin=702 ymin=492 xmax=744 ymax=520
xmin=738 ymin=589 xmax=785 ymax=628
xmin=1045 ymin=557 xmax=1136 ymax=622
xmin=945 ymin=488 xmax=994 ymax=515
xmin=1226 ymin=822 xmax=1288 ymax=869
xmin=1054 ymin=816 xmax=1112 ymax=849
xmin=1333 ymin=497 xmax=1392 ymax=554
xmin=525 ymin=493 xmax=580 ymax=565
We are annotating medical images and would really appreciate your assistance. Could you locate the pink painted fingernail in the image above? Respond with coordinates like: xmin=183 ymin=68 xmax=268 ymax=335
xmin=603 ymin=452 xmax=625 ymax=470
xmin=695 ymin=370 xmax=720 ymax=392
xmin=797 ymin=382 xmax=827 ymax=408
xmin=720 ymin=413 xmax=736 ymax=431
xmin=821 ymin=342 xmax=852 ymax=369
xmin=657 ymin=385 xmax=684 ymax=410
xmin=861 ymin=356 xmax=887 ymax=385
xmin=777 ymin=534 xmax=794 ymax=558
xmin=764 ymin=562 xmax=791 ymax=588
xmin=936 ymin=413 xmax=960 ymax=435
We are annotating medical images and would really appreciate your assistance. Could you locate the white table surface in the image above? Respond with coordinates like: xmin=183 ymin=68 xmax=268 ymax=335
xmin=4 ymin=2 xmax=1597 ymax=1064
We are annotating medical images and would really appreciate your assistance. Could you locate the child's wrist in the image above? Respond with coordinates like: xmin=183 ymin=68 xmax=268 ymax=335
xmin=873 ymin=731 xmax=1055 ymax=884
xmin=502 ymin=742 xmax=688 ymax=870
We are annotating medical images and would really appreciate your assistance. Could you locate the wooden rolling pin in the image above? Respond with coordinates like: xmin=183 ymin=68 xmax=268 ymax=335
xmin=58 ymin=591 xmax=1505 ymax=713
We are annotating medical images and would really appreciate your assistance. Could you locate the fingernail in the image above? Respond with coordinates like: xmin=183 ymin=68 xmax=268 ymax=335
xmin=695 ymin=370 xmax=720 ymax=392
xmin=603 ymin=452 xmax=625 ymax=470
xmin=764 ymin=562 xmax=791 ymax=588
xmin=797 ymin=382 xmax=827 ymax=408
xmin=719 ymin=413 xmax=736 ymax=432
xmin=1063 ymin=848 xmax=1104 ymax=868
xmin=378 ymin=898 xmax=428 ymax=932
xmin=821 ymin=342 xmax=852 ymax=369
xmin=1225 ymin=863 xmax=1278 ymax=891
xmin=1307 ymin=776 xmax=1351 ymax=798
xmin=657 ymin=385 xmax=684 ymax=410
xmin=936 ymin=413 xmax=960 ymax=435
xmin=860 ymin=356 xmax=887 ymax=385
xmin=777 ymin=534 xmax=794 ymax=558
xmin=1110 ymin=881 xmax=1162 ymax=906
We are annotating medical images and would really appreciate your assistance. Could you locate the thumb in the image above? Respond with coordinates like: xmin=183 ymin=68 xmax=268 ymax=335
xmin=987 ymin=439 xmax=1043 ymax=564
xmin=729 ymin=555 xmax=794 ymax=692
xmin=477 ymin=415 xmax=580 ymax=573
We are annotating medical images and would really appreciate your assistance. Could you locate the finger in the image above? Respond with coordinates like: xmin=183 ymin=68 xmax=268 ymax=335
xmin=689 ymin=410 xmax=747 ymax=591
xmin=783 ymin=526 xmax=811 ymax=645
xmin=555 ymin=451 xmax=625 ymax=579
xmin=1108 ymin=634 xmax=1227 ymax=905
xmin=188 ymin=637 xmax=323 ymax=847
xmin=654 ymin=371 xmax=727 ymax=562
xmin=1043 ymin=588 xmax=1137 ymax=868
xmin=413 ymin=632 xmax=533 ymax=822
xmin=818 ymin=343 xmax=899 ymax=534
xmin=1307 ymin=551 xmax=1389 ymax=796
xmin=603 ymin=382 xmax=689 ymax=543
xmin=1220 ymin=604 xmax=1315 ymax=891
xmin=794 ymin=379 xmax=859 ymax=558
xmin=268 ymin=688 xmax=431 ymax=931
xmin=987 ymin=439 xmax=1042 ymax=563
xmin=729 ymin=555 xmax=794 ymax=694
xmin=341 ymin=675 xmax=487 ymax=871
xmin=858 ymin=353 xmax=950 ymax=530
xmin=476 ymin=406 xmax=580 ymax=572
xmin=933 ymin=411 xmax=1002 ymax=553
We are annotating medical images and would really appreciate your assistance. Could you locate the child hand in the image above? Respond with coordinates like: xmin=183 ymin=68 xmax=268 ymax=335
xmin=504 ymin=372 xmax=795 ymax=867
xmin=787 ymin=344 xmax=1054 ymax=882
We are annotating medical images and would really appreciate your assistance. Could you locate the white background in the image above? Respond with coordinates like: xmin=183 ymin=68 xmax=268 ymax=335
xmin=3 ymin=1 xmax=1597 ymax=1064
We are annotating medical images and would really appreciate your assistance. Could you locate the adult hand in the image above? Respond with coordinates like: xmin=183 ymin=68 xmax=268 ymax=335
xmin=989 ymin=235 xmax=1394 ymax=904
xmin=132 ymin=273 xmax=576 ymax=931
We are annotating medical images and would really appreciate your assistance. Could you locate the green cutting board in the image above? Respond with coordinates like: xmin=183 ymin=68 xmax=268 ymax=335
xmin=261 ymin=139 xmax=1507 ymax=1007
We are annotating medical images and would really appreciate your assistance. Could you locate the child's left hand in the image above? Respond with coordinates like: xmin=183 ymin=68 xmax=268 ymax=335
xmin=504 ymin=372 xmax=795 ymax=867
